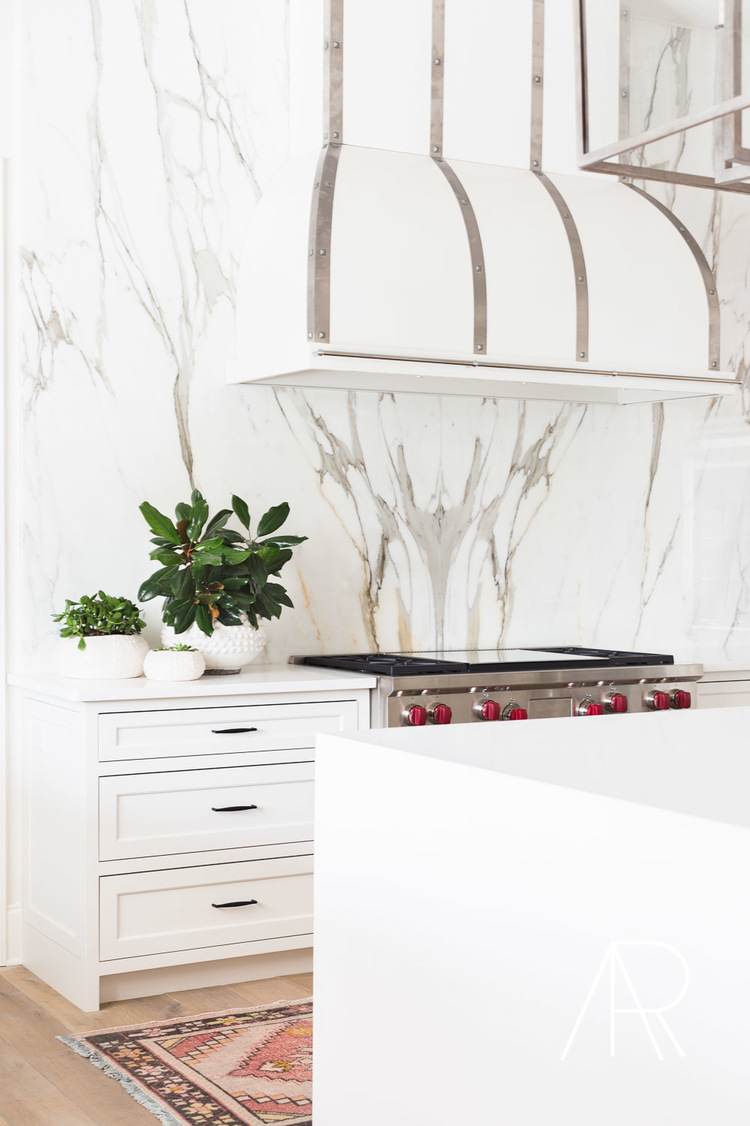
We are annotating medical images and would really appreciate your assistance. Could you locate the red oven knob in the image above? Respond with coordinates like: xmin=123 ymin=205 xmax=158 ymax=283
xmin=405 ymin=705 xmax=427 ymax=726
xmin=503 ymin=706 xmax=528 ymax=721
xmin=476 ymin=699 xmax=501 ymax=721
xmin=606 ymin=692 xmax=628 ymax=713
xmin=647 ymin=690 xmax=670 ymax=711
xmin=671 ymin=689 xmax=692 ymax=710
xmin=430 ymin=703 xmax=452 ymax=725
xmin=579 ymin=702 xmax=604 ymax=716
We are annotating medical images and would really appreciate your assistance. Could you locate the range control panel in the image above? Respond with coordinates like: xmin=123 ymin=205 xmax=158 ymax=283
xmin=388 ymin=682 xmax=694 ymax=727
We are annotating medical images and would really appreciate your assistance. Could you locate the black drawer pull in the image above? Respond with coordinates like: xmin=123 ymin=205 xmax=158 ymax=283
xmin=211 ymin=899 xmax=258 ymax=909
xmin=211 ymin=804 xmax=258 ymax=813
xmin=211 ymin=727 xmax=258 ymax=735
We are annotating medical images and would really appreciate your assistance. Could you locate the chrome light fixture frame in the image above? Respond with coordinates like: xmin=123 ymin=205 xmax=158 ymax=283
xmin=575 ymin=0 xmax=750 ymax=192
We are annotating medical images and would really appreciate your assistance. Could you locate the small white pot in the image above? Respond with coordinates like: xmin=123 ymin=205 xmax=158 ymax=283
xmin=161 ymin=614 xmax=266 ymax=673
xmin=143 ymin=649 xmax=206 ymax=682
xmin=57 ymin=634 xmax=149 ymax=679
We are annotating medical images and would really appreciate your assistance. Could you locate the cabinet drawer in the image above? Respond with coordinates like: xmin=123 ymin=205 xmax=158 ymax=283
xmin=99 ymin=763 xmax=314 ymax=861
xmin=99 ymin=700 xmax=358 ymax=762
xmin=100 ymin=855 xmax=313 ymax=960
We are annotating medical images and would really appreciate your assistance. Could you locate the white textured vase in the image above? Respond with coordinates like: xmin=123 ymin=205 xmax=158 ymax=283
xmin=161 ymin=615 xmax=267 ymax=673
xmin=143 ymin=648 xmax=206 ymax=682
xmin=57 ymin=634 xmax=149 ymax=679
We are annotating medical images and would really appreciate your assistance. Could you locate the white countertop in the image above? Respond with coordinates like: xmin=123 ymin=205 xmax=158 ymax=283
xmin=314 ymin=707 xmax=750 ymax=1125
xmin=327 ymin=708 xmax=750 ymax=824
xmin=7 ymin=663 xmax=376 ymax=702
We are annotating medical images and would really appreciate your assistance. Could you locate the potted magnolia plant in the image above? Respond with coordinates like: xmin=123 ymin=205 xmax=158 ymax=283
xmin=143 ymin=643 xmax=206 ymax=682
xmin=138 ymin=489 xmax=306 ymax=673
xmin=52 ymin=591 xmax=148 ymax=679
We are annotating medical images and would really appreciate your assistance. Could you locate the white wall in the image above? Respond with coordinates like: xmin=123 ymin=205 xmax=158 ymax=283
xmin=4 ymin=0 xmax=750 ymax=962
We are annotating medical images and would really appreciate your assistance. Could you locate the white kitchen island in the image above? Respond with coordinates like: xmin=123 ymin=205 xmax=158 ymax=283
xmin=314 ymin=709 xmax=750 ymax=1125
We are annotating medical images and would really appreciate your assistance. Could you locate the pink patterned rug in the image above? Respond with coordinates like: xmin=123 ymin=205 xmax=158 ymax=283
xmin=59 ymin=998 xmax=313 ymax=1126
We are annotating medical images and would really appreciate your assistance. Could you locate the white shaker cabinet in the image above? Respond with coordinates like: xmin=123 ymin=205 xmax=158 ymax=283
xmin=10 ymin=666 xmax=373 ymax=1012
xmin=698 ymin=668 xmax=750 ymax=709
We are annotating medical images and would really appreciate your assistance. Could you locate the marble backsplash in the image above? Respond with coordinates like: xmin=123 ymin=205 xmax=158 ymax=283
xmin=15 ymin=0 xmax=750 ymax=673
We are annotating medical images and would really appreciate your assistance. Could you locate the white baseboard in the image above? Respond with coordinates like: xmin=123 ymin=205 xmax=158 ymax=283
xmin=100 ymin=947 xmax=313 ymax=1002
xmin=5 ymin=903 xmax=22 ymax=965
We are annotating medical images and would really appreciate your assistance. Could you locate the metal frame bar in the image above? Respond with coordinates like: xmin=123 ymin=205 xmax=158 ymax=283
xmin=623 ymin=183 xmax=721 ymax=371
xmin=715 ymin=0 xmax=750 ymax=182
xmin=536 ymin=174 xmax=589 ymax=361
xmin=314 ymin=348 xmax=735 ymax=384
xmin=307 ymin=0 xmax=344 ymax=343
xmin=529 ymin=0 xmax=544 ymax=170
xmin=430 ymin=0 xmax=487 ymax=354
xmin=533 ymin=0 xmax=588 ymax=361
xmin=619 ymin=7 xmax=630 ymax=141
xmin=581 ymin=157 xmax=750 ymax=193
xmin=575 ymin=0 xmax=750 ymax=192
xmin=580 ymin=91 xmax=750 ymax=164
xmin=430 ymin=0 xmax=445 ymax=157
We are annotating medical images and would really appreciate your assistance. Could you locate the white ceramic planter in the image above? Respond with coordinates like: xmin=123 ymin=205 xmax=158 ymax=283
xmin=57 ymin=634 xmax=149 ymax=679
xmin=161 ymin=615 xmax=267 ymax=673
xmin=143 ymin=649 xmax=206 ymax=682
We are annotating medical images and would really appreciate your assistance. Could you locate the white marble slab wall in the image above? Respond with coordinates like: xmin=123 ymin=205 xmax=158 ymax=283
xmin=15 ymin=0 xmax=750 ymax=676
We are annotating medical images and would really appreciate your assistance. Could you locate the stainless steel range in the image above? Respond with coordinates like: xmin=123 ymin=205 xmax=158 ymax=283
xmin=298 ymin=647 xmax=703 ymax=728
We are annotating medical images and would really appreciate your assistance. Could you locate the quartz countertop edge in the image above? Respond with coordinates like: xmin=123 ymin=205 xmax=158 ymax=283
xmin=7 ymin=664 xmax=377 ymax=702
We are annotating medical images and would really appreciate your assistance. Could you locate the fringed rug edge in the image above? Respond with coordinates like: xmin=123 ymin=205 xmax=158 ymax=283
xmin=58 ymin=1034 xmax=185 ymax=1126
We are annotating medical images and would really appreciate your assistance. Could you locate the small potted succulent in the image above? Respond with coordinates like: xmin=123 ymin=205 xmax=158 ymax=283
xmin=52 ymin=591 xmax=148 ymax=679
xmin=143 ymin=643 xmax=206 ymax=682
xmin=138 ymin=489 xmax=306 ymax=673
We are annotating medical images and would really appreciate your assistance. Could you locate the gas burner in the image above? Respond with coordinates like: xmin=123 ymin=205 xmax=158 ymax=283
xmin=302 ymin=653 xmax=468 ymax=676
xmin=300 ymin=647 xmax=675 ymax=677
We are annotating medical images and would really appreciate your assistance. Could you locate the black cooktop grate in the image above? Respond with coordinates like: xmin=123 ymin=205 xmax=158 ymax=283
xmin=300 ymin=647 xmax=675 ymax=677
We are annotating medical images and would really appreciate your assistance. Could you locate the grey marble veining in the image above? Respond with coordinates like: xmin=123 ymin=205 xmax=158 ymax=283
xmin=13 ymin=0 xmax=750 ymax=679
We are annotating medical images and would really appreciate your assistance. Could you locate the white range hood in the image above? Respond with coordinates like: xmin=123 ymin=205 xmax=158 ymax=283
xmin=228 ymin=0 xmax=739 ymax=406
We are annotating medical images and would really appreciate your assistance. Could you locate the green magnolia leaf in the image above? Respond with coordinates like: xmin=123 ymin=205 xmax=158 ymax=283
xmin=258 ymin=535 xmax=308 ymax=548
xmin=221 ymin=576 xmax=247 ymax=591
xmin=248 ymin=554 xmax=268 ymax=585
xmin=175 ymin=502 xmax=191 ymax=522
xmin=195 ymin=603 xmax=213 ymax=637
xmin=266 ymin=548 xmax=293 ymax=575
xmin=257 ymin=544 xmax=280 ymax=566
xmin=216 ymin=528 xmax=246 ymax=544
xmin=245 ymin=606 xmax=259 ymax=630
xmin=191 ymin=488 xmax=205 ymax=507
xmin=187 ymin=497 xmax=209 ymax=541
xmin=217 ymin=607 xmax=242 ymax=626
xmin=257 ymin=502 xmax=290 ymax=537
xmin=255 ymin=589 xmax=282 ymax=619
xmin=203 ymin=509 xmax=233 ymax=539
xmin=169 ymin=567 xmax=195 ymax=600
xmin=232 ymin=494 xmax=251 ymax=529
xmin=264 ymin=582 xmax=294 ymax=609
xmin=229 ymin=591 xmax=256 ymax=609
xmin=138 ymin=566 xmax=179 ymax=602
xmin=170 ymin=598 xmax=198 ymax=634
xmin=140 ymin=502 xmax=181 ymax=544
xmin=222 ymin=547 xmax=251 ymax=564
xmin=149 ymin=547 xmax=182 ymax=566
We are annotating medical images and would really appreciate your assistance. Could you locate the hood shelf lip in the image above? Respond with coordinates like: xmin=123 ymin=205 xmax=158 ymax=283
xmin=314 ymin=348 xmax=737 ymax=386
xmin=227 ymin=348 xmax=740 ymax=406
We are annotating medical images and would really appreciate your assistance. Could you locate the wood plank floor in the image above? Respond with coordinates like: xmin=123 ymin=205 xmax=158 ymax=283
xmin=0 ymin=965 xmax=313 ymax=1126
